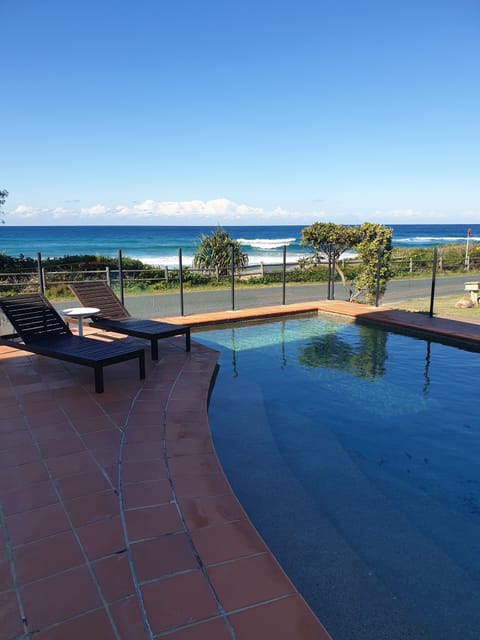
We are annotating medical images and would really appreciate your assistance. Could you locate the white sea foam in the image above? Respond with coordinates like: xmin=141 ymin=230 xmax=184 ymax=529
xmin=237 ymin=237 xmax=297 ymax=249
xmin=139 ymin=249 xmax=358 ymax=268
xmin=402 ymin=236 xmax=479 ymax=243
xmin=139 ymin=254 xmax=195 ymax=267
xmin=140 ymin=253 xmax=309 ymax=268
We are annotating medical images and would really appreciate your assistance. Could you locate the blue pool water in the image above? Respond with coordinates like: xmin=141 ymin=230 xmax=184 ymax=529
xmin=194 ymin=315 xmax=480 ymax=640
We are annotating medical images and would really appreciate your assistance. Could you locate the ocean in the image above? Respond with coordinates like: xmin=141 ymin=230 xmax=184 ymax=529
xmin=0 ymin=224 xmax=478 ymax=268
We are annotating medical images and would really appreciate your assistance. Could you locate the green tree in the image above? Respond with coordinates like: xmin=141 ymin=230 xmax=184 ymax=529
xmin=0 ymin=189 xmax=8 ymax=224
xmin=300 ymin=222 xmax=361 ymax=290
xmin=193 ymin=226 xmax=248 ymax=280
xmin=301 ymin=221 xmax=392 ymax=302
xmin=353 ymin=222 xmax=393 ymax=303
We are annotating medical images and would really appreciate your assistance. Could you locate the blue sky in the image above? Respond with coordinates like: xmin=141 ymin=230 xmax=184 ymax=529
xmin=1 ymin=0 xmax=479 ymax=226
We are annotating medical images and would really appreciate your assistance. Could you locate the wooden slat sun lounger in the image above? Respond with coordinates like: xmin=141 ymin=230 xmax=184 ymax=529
xmin=69 ymin=281 xmax=191 ymax=360
xmin=0 ymin=293 xmax=145 ymax=393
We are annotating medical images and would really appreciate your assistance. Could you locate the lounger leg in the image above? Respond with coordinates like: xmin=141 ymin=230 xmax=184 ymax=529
xmin=151 ymin=339 xmax=159 ymax=360
xmin=186 ymin=328 xmax=191 ymax=352
xmin=94 ymin=366 xmax=104 ymax=393
xmin=139 ymin=351 xmax=146 ymax=379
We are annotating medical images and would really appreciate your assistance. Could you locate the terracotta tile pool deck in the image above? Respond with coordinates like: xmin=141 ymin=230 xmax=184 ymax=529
xmin=2 ymin=300 xmax=480 ymax=640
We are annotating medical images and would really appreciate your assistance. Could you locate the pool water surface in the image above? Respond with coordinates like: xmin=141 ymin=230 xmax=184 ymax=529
xmin=194 ymin=314 xmax=480 ymax=640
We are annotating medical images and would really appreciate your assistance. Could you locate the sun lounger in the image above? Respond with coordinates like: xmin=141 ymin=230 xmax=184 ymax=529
xmin=69 ymin=281 xmax=191 ymax=359
xmin=0 ymin=293 xmax=145 ymax=393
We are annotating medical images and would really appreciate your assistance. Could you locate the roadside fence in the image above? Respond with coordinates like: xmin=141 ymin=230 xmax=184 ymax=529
xmin=1 ymin=248 xmax=479 ymax=320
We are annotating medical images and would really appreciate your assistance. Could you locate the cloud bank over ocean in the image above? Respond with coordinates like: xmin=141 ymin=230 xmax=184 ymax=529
xmin=9 ymin=198 xmax=318 ymax=225
xmin=7 ymin=198 xmax=477 ymax=226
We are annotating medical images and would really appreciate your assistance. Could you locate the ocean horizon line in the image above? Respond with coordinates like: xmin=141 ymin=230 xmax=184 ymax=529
xmin=1 ymin=223 xmax=478 ymax=267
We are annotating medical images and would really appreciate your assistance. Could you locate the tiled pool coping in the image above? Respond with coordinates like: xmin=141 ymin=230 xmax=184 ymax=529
xmin=2 ymin=300 xmax=480 ymax=639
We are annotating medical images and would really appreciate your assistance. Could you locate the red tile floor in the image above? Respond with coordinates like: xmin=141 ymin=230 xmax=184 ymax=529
xmin=2 ymin=299 xmax=480 ymax=640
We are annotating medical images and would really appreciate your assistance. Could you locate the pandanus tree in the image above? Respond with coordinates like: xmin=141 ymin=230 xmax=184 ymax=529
xmin=193 ymin=226 xmax=248 ymax=280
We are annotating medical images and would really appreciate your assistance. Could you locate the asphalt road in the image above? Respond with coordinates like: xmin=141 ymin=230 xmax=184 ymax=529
xmin=119 ymin=274 xmax=473 ymax=318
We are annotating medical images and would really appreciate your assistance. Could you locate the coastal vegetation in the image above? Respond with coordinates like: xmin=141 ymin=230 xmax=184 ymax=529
xmin=0 ymin=232 xmax=479 ymax=301
xmin=300 ymin=221 xmax=393 ymax=302
xmin=192 ymin=226 xmax=248 ymax=279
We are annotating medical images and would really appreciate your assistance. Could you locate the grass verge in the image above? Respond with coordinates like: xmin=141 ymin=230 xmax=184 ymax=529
xmin=391 ymin=295 xmax=480 ymax=324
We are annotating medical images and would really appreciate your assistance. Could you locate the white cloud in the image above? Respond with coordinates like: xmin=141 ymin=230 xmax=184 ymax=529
xmin=80 ymin=204 xmax=108 ymax=215
xmin=370 ymin=209 xmax=452 ymax=222
xmin=10 ymin=199 xmax=470 ymax=226
xmin=126 ymin=198 xmax=266 ymax=217
xmin=12 ymin=205 xmax=51 ymax=219
xmin=7 ymin=198 xmax=322 ymax=225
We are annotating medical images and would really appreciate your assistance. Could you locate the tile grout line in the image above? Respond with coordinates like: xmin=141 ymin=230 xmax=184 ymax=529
xmin=160 ymin=346 xmax=239 ymax=640
xmin=0 ymin=479 xmax=29 ymax=638
xmin=6 ymin=372 xmax=129 ymax=640
xmin=152 ymin=594 xmax=298 ymax=638
xmin=116 ymin=366 xmax=158 ymax=640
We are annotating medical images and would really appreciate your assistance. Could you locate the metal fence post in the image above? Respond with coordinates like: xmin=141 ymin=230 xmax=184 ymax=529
xmin=179 ymin=248 xmax=184 ymax=316
xmin=117 ymin=249 xmax=124 ymax=304
xmin=37 ymin=252 xmax=44 ymax=295
xmin=106 ymin=266 xmax=111 ymax=286
xmin=429 ymin=246 xmax=438 ymax=317
xmin=327 ymin=244 xmax=332 ymax=300
xmin=331 ymin=244 xmax=336 ymax=300
xmin=375 ymin=245 xmax=385 ymax=307
xmin=282 ymin=245 xmax=286 ymax=305
xmin=231 ymin=244 xmax=235 ymax=311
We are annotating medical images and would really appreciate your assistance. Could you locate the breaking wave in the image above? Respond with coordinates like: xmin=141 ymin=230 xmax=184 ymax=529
xmin=237 ymin=237 xmax=297 ymax=250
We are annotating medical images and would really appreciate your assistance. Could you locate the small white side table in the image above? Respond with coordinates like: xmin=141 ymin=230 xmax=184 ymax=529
xmin=61 ymin=307 xmax=100 ymax=336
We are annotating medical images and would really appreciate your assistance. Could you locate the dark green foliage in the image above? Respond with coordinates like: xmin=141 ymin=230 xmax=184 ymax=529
xmin=193 ymin=226 xmax=248 ymax=279
xmin=353 ymin=222 xmax=393 ymax=303
xmin=301 ymin=222 xmax=361 ymax=263
xmin=42 ymin=254 xmax=145 ymax=271
xmin=0 ymin=253 xmax=37 ymax=273
xmin=301 ymin=221 xmax=393 ymax=302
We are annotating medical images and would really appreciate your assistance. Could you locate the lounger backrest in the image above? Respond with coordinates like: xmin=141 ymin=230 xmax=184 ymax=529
xmin=0 ymin=293 xmax=71 ymax=342
xmin=69 ymin=281 xmax=131 ymax=320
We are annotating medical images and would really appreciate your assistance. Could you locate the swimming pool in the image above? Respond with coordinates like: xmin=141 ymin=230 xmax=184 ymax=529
xmin=194 ymin=314 xmax=480 ymax=640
